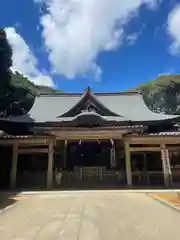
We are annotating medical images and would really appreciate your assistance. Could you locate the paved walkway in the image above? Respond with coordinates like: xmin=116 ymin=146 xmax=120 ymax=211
xmin=0 ymin=191 xmax=180 ymax=239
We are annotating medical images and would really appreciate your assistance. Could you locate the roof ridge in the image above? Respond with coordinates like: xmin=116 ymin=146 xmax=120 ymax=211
xmin=94 ymin=90 xmax=141 ymax=96
xmin=38 ymin=93 xmax=82 ymax=97
xmin=38 ymin=90 xmax=141 ymax=97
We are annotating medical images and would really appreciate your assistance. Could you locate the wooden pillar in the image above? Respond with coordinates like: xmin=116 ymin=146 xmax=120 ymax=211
xmin=47 ymin=141 xmax=54 ymax=188
xmin=143 ymin=153 xmax=150 ymax=185
xmin=160 ymin=143 xmax=172 ymax=188
xmin=124 ymin=142 xmax=132 ymax=186
xmin=63 ymin=140 xmax=67 ymax=169
xmin=10 ymin=142 xmax=18 ymax=189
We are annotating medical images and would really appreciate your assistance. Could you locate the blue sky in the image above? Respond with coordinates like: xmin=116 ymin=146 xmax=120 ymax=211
xmin=1 ymin=0 xmax=180 ymax=92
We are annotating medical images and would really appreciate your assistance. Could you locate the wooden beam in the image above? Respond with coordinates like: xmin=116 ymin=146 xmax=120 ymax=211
xmin=10 ymin=142 xmax=18 ymax=189
xmin=124 ymin=142 xmax=132 ymax=186
xmin=47 ymin=141 xmax=54 ymax=188
xmin=129 ymin=147 xmax=160 ymax=152
xmin=20 ymin=142 xmax=49 ymax=146
xmin=51 ymin=130 xmax=125 ymax=140
xmin=127 ymin=145 xmax=180 ymax=153
xmin=124 ymin=135 xmax=180 ymax=145
xmin=0 ymin=139 xmax=51 ymax=145
xmin=18 ymin=148 xmax=49 ymax=154
xmin=39 ymin=126 xmax=145 ymax=131
xmin=143 ymin=154 xmax=150 ymax=185
xmin=63 ymin=140 xmax=67 ymax=168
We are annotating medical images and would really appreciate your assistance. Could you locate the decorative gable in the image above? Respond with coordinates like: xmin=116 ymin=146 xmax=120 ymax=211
xmin=60 ymin=87 xmax=120 ymax=117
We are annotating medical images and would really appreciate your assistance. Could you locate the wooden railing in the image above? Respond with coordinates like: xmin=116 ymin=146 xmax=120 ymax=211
xmin=17 ymin=171 xmax=47 ymax=188
xmin=132 ymin=171 xmax=164 ymax=186
xmin=61 ymin=167 xmax=125 ymax=184
xmin=16 ymin=168 xmax=180 ymax=188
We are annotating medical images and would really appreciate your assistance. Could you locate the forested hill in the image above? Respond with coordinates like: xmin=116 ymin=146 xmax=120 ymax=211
xmin=0 ymin=70 xmax=59 ymax=117
xmin=5 ymin=71 xmax=180 ymax=116
xmin=137 ymin=74 xmax=180 ymax=115
xmin=10 ymin=72 xmax=180 ymax=116
xmin=10 ymin=71 xmax=58 ymax=95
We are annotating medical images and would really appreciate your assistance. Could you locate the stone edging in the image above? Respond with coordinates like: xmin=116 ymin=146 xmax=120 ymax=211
xmin=17 ymin=189 xmax=180 ymax=195
xmin=0 ymin=194 xmax=21 ymax=216
xmin=0 ymin=201 xmax=18 ymax=216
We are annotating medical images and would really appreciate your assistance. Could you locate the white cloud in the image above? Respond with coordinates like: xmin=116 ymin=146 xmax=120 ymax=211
xmin=5 ymin=27 xmax=54 ymax=87
xmin=35 ymin=0 xmax=160 ymax=80
xmin=126 ymin=32 xmax=140 ymax=46
xmin=167 ymin=4 xmax=180 ymax=55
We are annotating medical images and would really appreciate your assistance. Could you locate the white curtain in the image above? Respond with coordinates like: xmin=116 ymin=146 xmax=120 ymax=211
xmin=110 ymin=147 xmax=116 ymax=168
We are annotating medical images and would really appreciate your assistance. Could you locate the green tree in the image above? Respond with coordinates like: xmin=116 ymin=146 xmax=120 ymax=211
xmin=0 ymin=28 xmax=60 ymax=117
xmin=138 ymin=75 xmax=180 ymax=115
xmin=0 ymin=28 xmax=14 ymax=116
xmin=0 ymin=29 xmax=35 ymax=116
xmin=0 ymin=28 xmax=12 ymax=81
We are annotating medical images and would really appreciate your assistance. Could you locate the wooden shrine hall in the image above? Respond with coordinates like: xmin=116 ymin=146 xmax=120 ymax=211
xmin=1 ymin=87 xmax=180 ymax=189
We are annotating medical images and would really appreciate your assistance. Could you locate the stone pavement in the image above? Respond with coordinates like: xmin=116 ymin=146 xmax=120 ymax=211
xmin=0 ymin=191 xmax=180 ymax=240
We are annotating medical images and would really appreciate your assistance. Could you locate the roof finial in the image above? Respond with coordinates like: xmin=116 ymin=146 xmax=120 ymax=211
xmin=84 ymin=86 xmax=92 ymax=97
xmin=84 ymin=86 xmax=92 ymax=94
xmin=87 ymin=86 xmax=91 ymax=92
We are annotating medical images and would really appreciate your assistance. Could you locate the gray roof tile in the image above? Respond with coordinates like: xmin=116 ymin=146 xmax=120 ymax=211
xmin=4 ymin=91 xmax=180 ymax=123
xmin=149 ymin=132 xmax=180 ymax=136
xmin=96 ymin=92 xmax=178 ymax=121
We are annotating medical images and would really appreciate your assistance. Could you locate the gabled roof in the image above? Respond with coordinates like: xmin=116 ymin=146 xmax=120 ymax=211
xmin=3 ymin=88 xmax=180 ymax=124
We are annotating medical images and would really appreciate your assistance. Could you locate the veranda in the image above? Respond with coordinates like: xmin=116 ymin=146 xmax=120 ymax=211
xmin=0 ymin=128 xmax=180 ymax=190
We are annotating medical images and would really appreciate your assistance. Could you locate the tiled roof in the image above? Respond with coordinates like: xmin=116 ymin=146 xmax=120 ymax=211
xmin=149 ymin=132 xmax=180 ymax=136
xmin=1 ymin=90 xmax=180 ymax=123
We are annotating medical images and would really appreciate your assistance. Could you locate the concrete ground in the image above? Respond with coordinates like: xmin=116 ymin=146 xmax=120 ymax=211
xmin=0 ymin=191 xmax=180 ymax=240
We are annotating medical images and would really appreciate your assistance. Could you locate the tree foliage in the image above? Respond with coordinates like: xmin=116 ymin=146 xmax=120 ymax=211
xmin=0 ymin=28 xmax=12 ymax=80
xmin=0 ymin=28 xmax=58 ymax=117
xmin=0 ymin=70 xmax=60 ymax=116
xmin=138 ymin=75 xmax=180 ymax=115
xmin=0 ymin=71 xmax=35 ymax=116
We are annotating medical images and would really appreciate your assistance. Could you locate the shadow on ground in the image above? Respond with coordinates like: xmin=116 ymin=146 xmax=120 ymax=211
xmin=0 ymin=193 xmax=18 ymax=211
xmin=12 ymin=183 xmax=180 ymax=192
xmin=1 ymin=183 xmax=180 ymax=195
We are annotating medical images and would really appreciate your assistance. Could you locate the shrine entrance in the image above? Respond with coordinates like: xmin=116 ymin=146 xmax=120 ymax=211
xmin=66 ymin=140 xmax=111 ymax=169
xmin=55 ymin=139 xmax=127 ymax=189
